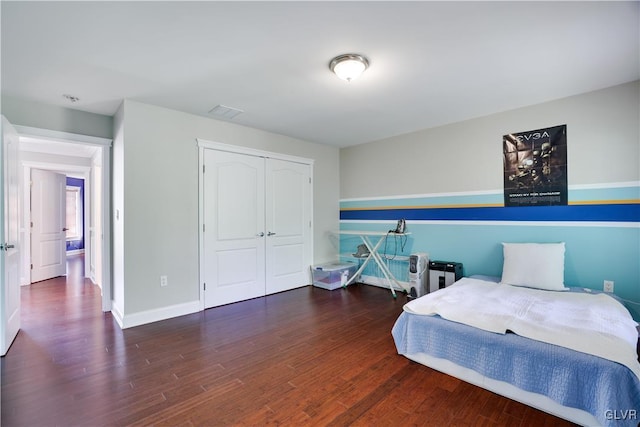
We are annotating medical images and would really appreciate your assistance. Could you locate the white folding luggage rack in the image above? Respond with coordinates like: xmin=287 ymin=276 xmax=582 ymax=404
xmin=335 ymin=230 xmax=410 ymax=298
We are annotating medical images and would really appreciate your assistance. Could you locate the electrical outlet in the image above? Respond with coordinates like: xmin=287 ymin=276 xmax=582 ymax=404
xmin=160 ymin=275 xmax=168 ymax=287
xmin=603 ymin=280 xmax=614 ymax=293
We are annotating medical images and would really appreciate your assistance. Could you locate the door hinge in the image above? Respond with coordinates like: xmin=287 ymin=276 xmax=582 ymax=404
xmin=203 ymin=165 xmax=206 ymax=174
xmin=203 ymin=283 xmax=206 ymax=291
xmin=203 ymin=224 xmax=205 ymax=233
xmin=30 ymin=264 xmax=33 ymax=270
xmin=309 ymin=177 xmax=311 ymax=184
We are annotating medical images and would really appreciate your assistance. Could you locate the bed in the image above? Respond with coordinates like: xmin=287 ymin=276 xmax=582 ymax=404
xmin=391 ymin=243 xmax=640 ymax=427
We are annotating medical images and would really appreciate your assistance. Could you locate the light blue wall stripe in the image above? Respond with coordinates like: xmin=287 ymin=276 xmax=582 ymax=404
xmin=569 ymin=185 xmax=640 ymax=202
xmin=340 ymin=184 xmax=640 ymax=209
xmin=341 ymin=193 xmax=504 ymax=209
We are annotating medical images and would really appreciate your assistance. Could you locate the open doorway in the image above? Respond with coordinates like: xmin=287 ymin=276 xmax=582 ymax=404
xmin=16 ymin=126 xmax=112 ymax=312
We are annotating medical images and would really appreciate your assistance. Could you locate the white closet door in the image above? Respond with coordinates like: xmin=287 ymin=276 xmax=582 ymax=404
xmin=265 ymin=159 xmax=311 ymax=294
xmin=203 ymin=150 xmax=265 ymax=308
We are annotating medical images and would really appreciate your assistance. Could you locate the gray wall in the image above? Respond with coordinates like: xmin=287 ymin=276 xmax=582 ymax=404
xmin=341 ymin=80 xmax=639 ymax=197
xmin=112 ymin=105 xmax=125 ymax=316
xmin=338 ymin=80 xmax=640 ymax=318
xmin=1 ymin=95 xmax=113 ymax=139
xmin=115 ymin=100 xmax=340 ymax=316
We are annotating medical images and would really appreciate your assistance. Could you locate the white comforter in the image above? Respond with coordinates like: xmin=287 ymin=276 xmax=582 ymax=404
xmin=404 ymin=277 xmax=640 ymax=380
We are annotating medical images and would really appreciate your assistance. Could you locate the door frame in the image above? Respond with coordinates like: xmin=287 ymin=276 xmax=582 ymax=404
xmin=23 ymin=164 xmax=90 ymax=283
xmin=196 ymin=138 xmax=314 ymax=311
xmin=15 ymin=125 xmax=113 ymax=312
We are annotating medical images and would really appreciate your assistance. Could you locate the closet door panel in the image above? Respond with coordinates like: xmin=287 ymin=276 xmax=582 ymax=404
xmin=265 ymin=159 xmax=312 ymax=294
xmin=203 ymin=150 xmax=265 ymax=308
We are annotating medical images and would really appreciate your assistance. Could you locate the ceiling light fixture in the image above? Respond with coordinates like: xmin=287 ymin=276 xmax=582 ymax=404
xmin=329 ymin=54 xmax=369 ymax=82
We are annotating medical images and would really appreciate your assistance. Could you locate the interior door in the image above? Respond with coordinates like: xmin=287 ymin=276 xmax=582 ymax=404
xmin=203 ymin=150 xmax=265 ymax=308
xmin=265 ymin=159 xmax=312 ymax=294
xmin=31 ymin=169 xmax=67 ymax=283
xmin=1 ymin=116 xmax=21 ymax=355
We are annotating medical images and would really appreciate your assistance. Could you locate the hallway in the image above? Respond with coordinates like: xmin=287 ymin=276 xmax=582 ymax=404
xmin=21 ymin=254 xmax=106 ymax=333
xmin=1 ymin=254 xmax=117 ymax=425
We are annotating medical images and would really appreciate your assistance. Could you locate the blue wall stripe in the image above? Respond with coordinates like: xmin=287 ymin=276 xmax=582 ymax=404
xmin=65 ymin=177 xmax=85 ymax=252
xmin=340 ymin=204 xmax=639 ymax=223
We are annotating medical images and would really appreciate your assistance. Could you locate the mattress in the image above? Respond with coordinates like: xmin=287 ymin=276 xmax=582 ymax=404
xmin=392 ymin=310 xmax=640 ymax=426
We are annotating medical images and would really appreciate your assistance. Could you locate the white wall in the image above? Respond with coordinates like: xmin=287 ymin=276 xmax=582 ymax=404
xmin=2 ymin=95 xmax=113 ymax=140
xmin=341 ymin=81 xmax=640 ymax=198
xmin=20 ymin=151 xmax=93 ymax=169
xmin=115 ymin=100 xmax=339 ymax=320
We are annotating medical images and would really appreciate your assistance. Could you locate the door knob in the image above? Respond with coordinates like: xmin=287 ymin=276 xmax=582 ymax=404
xmin=256 ymin=232 xmax=265 ymax=237
xmin=63 ymin=228 xmax=69 ymax=231
xmin=1 ymin=243 xmax=15 ymax=251
xmin=267 ymin=231 xmax=276 ymax=236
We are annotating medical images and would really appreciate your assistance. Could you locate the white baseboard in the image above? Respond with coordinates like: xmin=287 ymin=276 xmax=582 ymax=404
xmin=111 ymin=302 xmax=125 ymax=328
xmin=112 ymin=300 xmax=201 ymax=329
xmin=359 ymin=274 xmax=409 ymax=293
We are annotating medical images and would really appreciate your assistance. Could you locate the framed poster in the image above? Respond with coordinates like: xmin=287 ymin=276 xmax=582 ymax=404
xmin=503 ymin=124 xmax=567 ymax=207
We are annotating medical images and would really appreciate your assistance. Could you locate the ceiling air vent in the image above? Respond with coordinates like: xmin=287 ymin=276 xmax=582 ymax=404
xmin=208 ymin=104 xmax=244 ymax=120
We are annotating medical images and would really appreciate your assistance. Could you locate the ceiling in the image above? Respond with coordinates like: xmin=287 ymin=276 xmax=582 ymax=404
xmin=2 ymin=1 xmax=638 ymax=148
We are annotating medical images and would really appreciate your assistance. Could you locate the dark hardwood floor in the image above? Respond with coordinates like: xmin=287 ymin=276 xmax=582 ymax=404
xmin=1 ymin=256 xmax=575 ymax=426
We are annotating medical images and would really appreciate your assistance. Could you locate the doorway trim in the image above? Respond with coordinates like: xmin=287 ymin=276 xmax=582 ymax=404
xmin=22 ymin=163 xmax=91 ymax=284
xmin=15 ymin=125 xmax=113 ymax=312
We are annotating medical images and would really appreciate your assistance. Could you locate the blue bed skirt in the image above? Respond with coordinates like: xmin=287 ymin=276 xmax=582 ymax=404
xmin=392 ymin=311 xmax=640 ymax=427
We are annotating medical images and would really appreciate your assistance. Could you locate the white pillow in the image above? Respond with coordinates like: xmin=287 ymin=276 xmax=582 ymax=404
xmin=500 ymin=242 xmax=567 ymax=291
